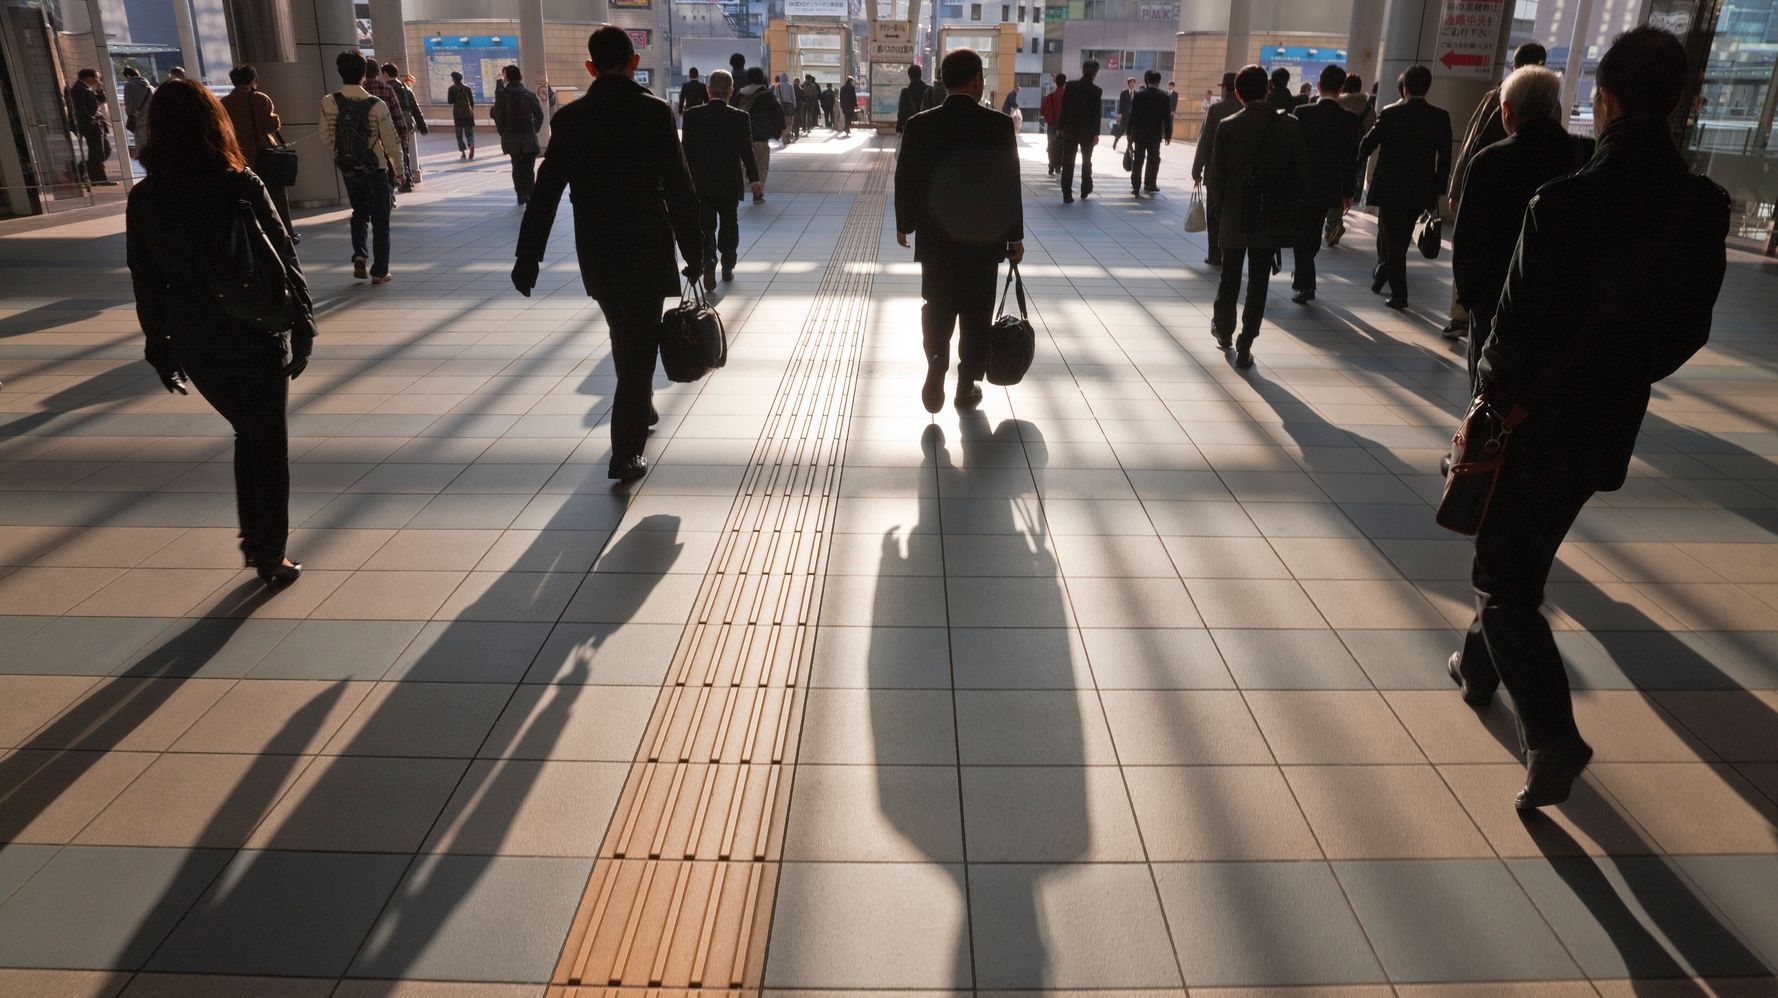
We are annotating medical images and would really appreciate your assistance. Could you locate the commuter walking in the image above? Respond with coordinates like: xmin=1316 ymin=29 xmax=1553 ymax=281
xmin=492 ymin=64 xmax=545 ymax=205
xmin=1111 ymin=77 xmax=1135 ymax=149
xmin=1192 ymin=72 xmax=1240 ymax=265
xmin=1208 ymin=65 xmax=1307 ymax=369
xmin=822 ymin=82 xmax=837 ymax=129
xmin=896 ymin=64 xmax=931 ymax=133
xmin=221 ymin=65 xmax=296 ymax=240
xmin=321 ymin=50 xmax=402 ymax=284
xmin=360 ymin=62 xmax=410 ymax=197
xmin=514 ymin=26 xmax=701 ymax=482
xmin=1041 ymin=73 xmax=1066 ymax=175
xmin=127 ymin=79 xmax=313 ymax=588
xmin=1455 ymin=27 xmax=1729 ymax=809
xmin=1168 ymin=80 xmax=1179 ymax=116
xmin=447 ymin=71 xmax=477 ymax=158
xmin=775 ymin=74 xmax=798 ymax=140
xmin=683 ymin=70 xmax=761 ymax=289
xmin=1266 ymin=67 xmax=1297 ymax=113
xmin=68 ymin=69 xmax=113 ymax=185
xmin=383 ymin=63 xmax=426 ymax=190
xmin=839 ymin=76 xmax=857 ymax=135
xmin=1058 ymin=59 xmax=1103 ymax=202
xmin=1450 ymin=65 xmax=1573 ymax=381
xmin=802 ymin=75 xmax=821 ymax=133
xmin=734 ymin=67 xmax=784 ymax=199
xmin=1443 ymin=42 xmax=1549 ymax=338
xmin=1358 ymin=64 xmax=1451 ymax=310
xmin=1338 ymin=74 xmax=1375 ymax=132
xmin=123 ymin=66 xmax=153 ymax=149
xmin=895 ymin=48 xmax=1023 ymax=414
xmin=1288 ymin=64 xmax=1362 ymax=303
xmin=680 ymin=67 xmax=708 ymax=115
xmin=1126 ymin=70 xmax=1171 ymax=195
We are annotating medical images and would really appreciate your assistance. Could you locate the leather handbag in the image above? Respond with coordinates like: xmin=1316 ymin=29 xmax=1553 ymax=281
xmin=986 ymin=263 xmax=1035 ymax=387
xmin=1122 ymin=144 xmax=1135 ymax=172
xmin=249 ymin=97 xmax=299 ymax=187
xmin=658 ymin=281 xmax=727 ymax=383
xmin=1414 ymin=208 xmax=1443 ymax=259
xmin=1435 ymin=393 xmax=1523 ymax=535
xmin=1184 ymin=189 xmax=1207 ymax=233
xmin=207 ymin=182 xmax=297 ymax=334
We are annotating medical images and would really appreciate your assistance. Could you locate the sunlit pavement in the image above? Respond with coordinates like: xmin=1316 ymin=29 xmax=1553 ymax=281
xmin=0 ymin=124 xmax=1775 ymax=995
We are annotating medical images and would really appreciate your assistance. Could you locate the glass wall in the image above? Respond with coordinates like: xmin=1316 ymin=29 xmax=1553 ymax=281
xmin=1686 ymin=0 xmax=1778 ymax=246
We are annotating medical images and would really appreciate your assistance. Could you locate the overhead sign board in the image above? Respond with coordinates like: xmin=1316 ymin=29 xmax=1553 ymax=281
xmin=1434 ymin=0 xmax=1506 ymax=77
xmin=869 ymin=20 xmax=915 ymax=63
xmin=785 ymin=0 xmax=849 ymax=16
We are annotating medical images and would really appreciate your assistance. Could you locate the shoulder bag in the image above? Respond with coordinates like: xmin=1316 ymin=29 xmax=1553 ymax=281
xmin=1184 ymin=188 xmax=1207 ymax=233
xmin=1414 ymin=208 xmax=1443 ymax=258
xmin=659 ymin=281 xmax=728 ymax=383
xmin=207 ymin=177 xmax=296 ymax=334
xmin=987 ymin=262 xmax=1036 ymax=387
xmin=250 ymin=95 xmax=299 ymax=187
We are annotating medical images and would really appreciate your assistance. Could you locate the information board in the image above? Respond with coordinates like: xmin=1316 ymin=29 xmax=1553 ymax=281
xmin=868 ymin=20 xmax=915 ymax=63
xmin=424 ymin=35 xmax=519 ymax=103
xmin=1433 ymin=0 xmax=1506 ymax=78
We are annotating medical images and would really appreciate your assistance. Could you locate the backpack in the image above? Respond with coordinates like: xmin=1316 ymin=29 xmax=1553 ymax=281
xmin=331 ymin=91 xmax=380 ymax=174
xmin=450 ymin=85 xmax=472 ymax=115
xmin=1239 ymin=111 xmax=1301 ymax=243
xmin=208 ymin=183 xmax=295 ymax=333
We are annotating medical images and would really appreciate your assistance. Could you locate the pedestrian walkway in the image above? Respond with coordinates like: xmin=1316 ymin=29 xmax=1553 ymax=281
xmin=0 ymin=126 xmax=1774 ymax=997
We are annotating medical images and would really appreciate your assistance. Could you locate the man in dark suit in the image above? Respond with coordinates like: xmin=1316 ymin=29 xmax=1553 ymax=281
xmin=895 ymin=47 xmax=1024 ymax=414
xmin=1192 ymin=72 xmax=1240 ymax=264
xmin=1289 ymin=64 xmax=1362 ymax=304
xmin=512 ymin=26 xmax=701 ymax=482
xmin=1208 ymin=65 xmax=1308 ymax=369
xmin=678 ymin=67 xmax=708 ymax=115
xmin=69 ymin=69 xmax=113 ymax=185
xmin=1451 ymin=65 xmax=1573 ymax=381
xmin=1058 ymin=59 xmax=1103 ymax=203
xmin=1358 ymin=64 xmax=1451 ymax=309
xmin=1125 ymin=70 xmax=1172 ymax=196
xmin=682 ymin=69 xmax=762 ymax=291
xmin=1112 ymin=77 xmax=1136 ymax=148
xmin=897 ymin=64 xmax=931 ymax=133
xmin=1457 ymin=27 xmax=1729 ymax=810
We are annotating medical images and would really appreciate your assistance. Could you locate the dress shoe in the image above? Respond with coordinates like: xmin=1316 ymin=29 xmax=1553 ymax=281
xmin=649 ymin=405 xmax=660 ymax=427
xmin=1371 ymin=274 xmax=1387 ymax=295
xmin=1516 ymin=735 xmax=1594 ymax=810
xmin=1446 ymin=651 xmax=1495 ymax=707
xmin=257 ymin=558 xmax=302 ymax=590
xmin=1440 ymin=318 xmax=1468 ymax=340
xmin=1213 ymin=328 xmax=1232 ymax=350
xmin=1144 ymin=185 xmax=1159 ymax=193
xmin=921 ymin=363 xmax=946 ymax=414
xmin=353 ymin=256 xmax=369 ymax=280
xmin=703 ymin=261 xmax=717 ymax=292
xmin=1081 ymin=188 xmax=1092 ymax=199
xmin=372 ymin=273 xmax=394 ymax=285
xmin=1062 ymin=193 xmax=1074 ymax=204
xmin=721 ymin=269 xmax=734 ymax=282
xmin=954 ymin=382 xmax=983 ymax=409
xmin=1234 ymin=347 xmax=1254 ymax=369
xmin=1131 ymin=188 xmax=1142 ymax=197
xmin=1385 ymin=296 xmax=1409 ymax=311
xmin=608 ymin=455 xmax=649 ymax=481
xmin=1291 ymin=290 xmax=1315 ymax=304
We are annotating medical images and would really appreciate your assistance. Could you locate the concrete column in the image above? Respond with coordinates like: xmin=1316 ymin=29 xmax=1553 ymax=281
xmin=1223 ymin=0 xmax=1250 ymax=73
xmin=1346 ymin=0 xmax=1386 ymax=89
xmin=1377 ymin=0 xmax=1436 ymax=98
xmin=247 ymin=0 xmax=357 ymax=207
xmin=1559 ymin=0 xmax=1599 ymax=119
xmin=172 ymin=0 xmax=203 ymax=79
xmin=519 ymin=0 xmax=549 ymax=146
xmin=368 ymin=0 xmax=408 ymax=72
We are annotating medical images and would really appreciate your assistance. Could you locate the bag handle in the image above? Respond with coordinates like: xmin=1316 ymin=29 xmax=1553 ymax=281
xmin=997 ymin=260 xmax=1028 ymax=318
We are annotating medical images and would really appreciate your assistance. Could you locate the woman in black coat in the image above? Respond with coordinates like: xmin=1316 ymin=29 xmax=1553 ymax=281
xmin=126 ymin=79 xmax=314 ymax=588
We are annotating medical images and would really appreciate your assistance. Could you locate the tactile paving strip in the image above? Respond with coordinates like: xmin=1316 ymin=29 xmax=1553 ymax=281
xmin=548 ymin=153 xmax=891 ymax=997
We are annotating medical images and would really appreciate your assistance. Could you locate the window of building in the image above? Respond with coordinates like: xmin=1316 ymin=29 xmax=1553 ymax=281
xmin=970 ymin=2 xmax=981 ymax=18
xmin=1043 ymin=38 xmax=1062 ymax=54
xmin=1018 ymin=5 xmax=1026 ymax=20
xmin=1002 ymin=4 xmax=1010 ymax=20
xmin=1030 ymin=37 xmax=1040 ymax=53
xmin=942 ymin=3 xmax=962 ymax=14
xmin=1083 ymin=0 xmax=1105 ymax=19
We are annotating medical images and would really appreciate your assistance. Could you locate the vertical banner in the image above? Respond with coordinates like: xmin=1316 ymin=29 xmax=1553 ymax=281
xmin=1433 ymin=0 xmax=1507 ymax=78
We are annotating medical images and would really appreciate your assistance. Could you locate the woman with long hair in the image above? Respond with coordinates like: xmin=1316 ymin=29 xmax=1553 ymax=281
xmin=127 ymin=79 xmax=314 ymax=588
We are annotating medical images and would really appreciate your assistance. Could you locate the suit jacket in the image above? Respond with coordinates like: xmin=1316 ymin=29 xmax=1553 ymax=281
xmin=681 ymin=98 xmax=759 ymax=204
xmin=1207 ymin=104 xmax=1309 ymax=251
xmin=1292 ymin=96 xmax=1362 ymax=208
xmin=1477 ymin=114 xmax=1729 ymax=492
xmin=1191 ymin=95 xmax=1240 ymax=181
xmin=923 ymin=83 xmax=948 ymax=111
xmin=1059 ymin=78 xmax=1102 ymax=142
xmin=1116 ymin=88 xmax=1134 ymax=118
xmin=1359 ymin=96 xmax=1452 ymax=211
xmin=894 ymin=94 xmax=1023 ymax=271
xmin=679 ymin=78 xmax=708 ymax=112
xmin=69 ymin=82 xmax=103 ymax=132
xmin=1126 ymin=86 xmax=1172 ymax=144
xmin=1451 ymin=116 xmax=1576 ymax=316
xmin=1266 ymin=89 xmax=1298 ymax=116
xmin=840 ymin=82 xmax=857 ymax=115
xmin=516 ymin=74 xmax=700 ymax=300
xmin=897 ymin=80 xmax=929 ymax=132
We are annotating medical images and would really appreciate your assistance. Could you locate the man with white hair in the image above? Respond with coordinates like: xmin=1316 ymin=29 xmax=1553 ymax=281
xmin=1450 ymin=64 xmax=1574 ymax=380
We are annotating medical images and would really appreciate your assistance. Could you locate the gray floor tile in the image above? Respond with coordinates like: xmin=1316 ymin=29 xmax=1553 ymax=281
xmin=1340 ymin=628 xmax=1467 ymax=689
xmin=1079 ymin=628 xmax=1235 ymax=689
xmin=961 ymin=766 xmax=1144 ymax=861
xmin=1155 ymin=861 xmax=1385 ymax=986
xmin=968 ymin=862 xmax=1182 ymax=988
xmin=0 ymin=843 xmax=57 ymax=906
xmin=0 ymin=617 xmax=172 ymax=676
xmin=954 ymin=690 xmax=1119 ymax=765
xmin=1670 ymin=855 xmax=1778 ymax=972
xmin=249 ymin=620 xmax=425 ymax=681
xmin=783 ymin=764 xmax=963 ymax=862
xmin=1097 ymin=690 xmax=1273 ymax=764
xmin=385 ymin=621 xmax=553 ymax=683
xmin=115 ymin=618 xmax=297 ymax=679
xmin=348 ymin=854 xmax=594 ymax=982
xmin=148 ymin=850 xmax=409 ymax=977
xmin=1334 ymin=858 xmax=1583 ymax=983
xmin=807 ymin=626 xmax=952 ymax=688
xmin=798 ymin=689 xmax=956 ymax=765
xmin=523 ymin=622 xmax=682 ymax=685
xmin=765 ymin=862 xmax=971 ymax=988
xmin=1507 ymin=856 xmax=1774 ymax=979
xmin=951 ymin=627 xmax=1091 ymax=688
xmin=0 ymin=845 xmax=231 ymax=969
xmin=1213 ymin=628 xmax=1373 ymax=689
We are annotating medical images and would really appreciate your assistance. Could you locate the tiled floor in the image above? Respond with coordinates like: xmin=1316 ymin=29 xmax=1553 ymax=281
xmin=1 ymin=120 xmax=1776 ymax=997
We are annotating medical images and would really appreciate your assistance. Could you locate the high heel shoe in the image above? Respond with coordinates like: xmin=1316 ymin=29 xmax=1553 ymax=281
xmin=257 ymin=559 xmax=303 ymax=589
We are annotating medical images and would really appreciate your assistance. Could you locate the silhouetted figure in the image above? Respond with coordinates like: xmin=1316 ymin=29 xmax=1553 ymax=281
xmin=1125 ymin=70 xmax=1172 ymax=195
xmin=1358 ymin=63 xmax=1451 ymax=310
xmin=1058 ymin=58 xmax=1102 ymax=202
xmin=1288 ymin=63 xmax=1362 ymax=303
xmin=492 ymin=64 xmax=544 ymax=205
xmin=1192 ymin=72 xmax=1240 ymax=264
xmin=682 ymin=69 xmax=761 ymax=288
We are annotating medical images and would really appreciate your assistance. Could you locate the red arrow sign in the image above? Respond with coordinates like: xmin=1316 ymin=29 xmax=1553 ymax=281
xmin=1441 ymin=50 xmax=1488 ymax=69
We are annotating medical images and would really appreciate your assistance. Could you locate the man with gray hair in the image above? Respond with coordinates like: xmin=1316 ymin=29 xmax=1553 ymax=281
xmin=1450 ymin=64 xmax=1573 ymax=378
xmin=681 ymin=68 xmax=762 ymax=289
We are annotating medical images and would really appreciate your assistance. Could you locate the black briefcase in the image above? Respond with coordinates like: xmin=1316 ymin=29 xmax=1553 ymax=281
xmin=987 ymin=263 xmax=1035 ymax=387
xmin=658 ymin=282 xmax=727 ymax=383
xmin=1414 ymin=208 xmax=1443 ymax=259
